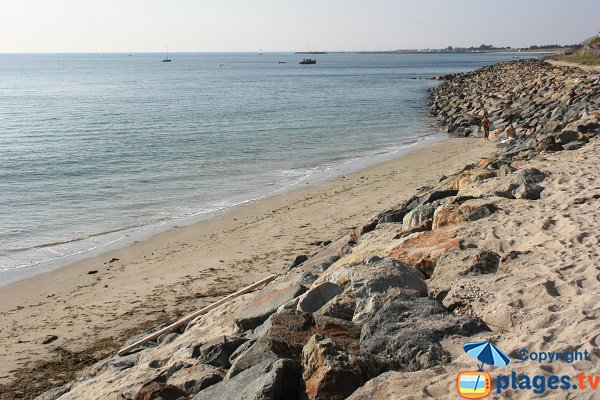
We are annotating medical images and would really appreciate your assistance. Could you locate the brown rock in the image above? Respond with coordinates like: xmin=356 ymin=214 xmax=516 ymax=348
xmin=133 ymin=382 xmax=187 ymax=400
xmin=432 ymin=198 xmax=498 ymax=230
xmin=477 ymin=157 xmax=496 ymax=168
xmin=350 ymin=220 xmax=378 ymax=243
xmin=302 ymin=334 xmax=368 ymax=400
xmin=388 ymin=226 xmax=462 ymax=277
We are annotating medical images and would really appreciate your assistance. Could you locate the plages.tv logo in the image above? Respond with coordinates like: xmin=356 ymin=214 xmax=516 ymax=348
xmin=456 ymin=341 xmax=510 ymax=399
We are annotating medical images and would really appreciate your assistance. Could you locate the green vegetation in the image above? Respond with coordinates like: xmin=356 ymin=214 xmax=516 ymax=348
xmin=551 ymin=36 xmax=600 ymax=65
xmin=553 ymin=50 xmax=600 ymax=66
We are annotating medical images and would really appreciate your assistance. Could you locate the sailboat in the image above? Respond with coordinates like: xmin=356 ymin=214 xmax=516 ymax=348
xmin=162 ymin=46 xmax=172 ymax=62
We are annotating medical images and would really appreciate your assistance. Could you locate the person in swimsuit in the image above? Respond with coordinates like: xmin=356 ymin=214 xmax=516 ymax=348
xmin=481 ymin=112 xmax=490 ymax=141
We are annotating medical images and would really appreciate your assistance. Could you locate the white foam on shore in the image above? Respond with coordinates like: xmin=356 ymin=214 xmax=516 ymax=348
xmin=0 ymin=131 xmax=446 ymax=287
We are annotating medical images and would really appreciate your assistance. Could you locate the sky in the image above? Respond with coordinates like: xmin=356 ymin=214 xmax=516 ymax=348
xmin=0 ymin=0 xmax=599 ymax=53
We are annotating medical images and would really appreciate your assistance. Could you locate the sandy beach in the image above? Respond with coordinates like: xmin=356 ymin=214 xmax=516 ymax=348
xmin=0 ymin=137 xmax=495 ymax=390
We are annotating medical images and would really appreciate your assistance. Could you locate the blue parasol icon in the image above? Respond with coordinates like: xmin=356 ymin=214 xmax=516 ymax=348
xmin=464 ymin=341 xmax=511 ymax=371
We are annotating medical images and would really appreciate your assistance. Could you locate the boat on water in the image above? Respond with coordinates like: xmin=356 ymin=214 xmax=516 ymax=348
xmin=299 ymin=58 xmax=317 ymax=65
xmin=162 ymin=46 xmax=172 ymax=62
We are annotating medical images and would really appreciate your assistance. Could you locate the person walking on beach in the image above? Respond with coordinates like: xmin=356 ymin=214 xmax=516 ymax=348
xmin=481 ymin=112 xmax=490 ymax=140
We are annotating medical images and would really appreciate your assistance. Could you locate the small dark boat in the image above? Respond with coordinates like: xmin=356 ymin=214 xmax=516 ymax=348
xmin=299 ymin=58 xmax=317 ymax=65
xmin=162 ymin=46 xmax=172 ymax=62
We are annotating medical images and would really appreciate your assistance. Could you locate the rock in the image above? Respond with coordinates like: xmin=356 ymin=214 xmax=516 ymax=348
xmin=265 ymin=310 xmax=316 ymax=359
xmin=554 ymin=129 xmax=579 ymax=144
xmin=452 ymin=169 xmax=497 ymax=190
xmin=349 ymin=258 xmax=427 ymax=323
xmin=234 ymin=282 xmax=306 ymax=331
xmin=359 ymin=296 xmax=486 ymax=371
xmin=515 ymin=167 xmax=547 ymax=185
xmin=226 ymin=339 xmax=279 ymax=379
xmin=111 ymin=354 xmax=139 ymax=372
xmin=317 ymin=287 xmax=356 ymax=321
xmin=133 ymin=382 xmax=188 ymax=400
xmin=562 ymin=141 xmax=585 ymax=151
xmin=41 ymin=335 xmax=59 ymax=345
xmin=157 ymin=332 xmax=179 ymax=346
xmin=346 ymin=367 xmax=454 ymax=400
xmin=497 ymin=164 xmax=516 ymax=178
xmin=33 ymin=382 xmax=74 ymax=400
xmin=512 ymin=182 xmax=544 ymax=200
xmin=192 ymin=359 xmax=302 ymax=400
xmin=302 ymin=334 xmax=370 ymax=400
xmin=457 ymin=178 xmax=518 ymax=200
xmin=402 ymin=203 xmax=436 ymax=230
xmin=350 ymin=220 xmax=378 ymax=243
xmin=296 ymin=235 xmax=352 ymax=273
xmin=477 ymin=157 xmax=496 ymax=169
xmin=287 ymin=255 xmax=309 ymax=271
xmin=536 ymin=136 xmax=563 ymax=153
xmin=198 ymin=336 xmax=248 ymax=368
xmin=297 ymin=282 xmax=344 ymax=314
xmin=388 ymin=226 xmax=462 ymax=277
xmin=167 ymin=364 xmax=224 ymax=396
xmin=428 ymin=248 xmax=501 ymax=300
xmin=432 ymin=198 xmax=498 ymax=230
xmin=376 ymin=206 xmax=409 ymax=223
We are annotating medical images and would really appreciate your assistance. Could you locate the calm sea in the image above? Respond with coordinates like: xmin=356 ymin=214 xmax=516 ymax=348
xmin=0 ymin=52 xmax=540 ymax=284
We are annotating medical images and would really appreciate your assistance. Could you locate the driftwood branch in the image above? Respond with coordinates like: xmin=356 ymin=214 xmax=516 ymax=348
xmin=117 ymin=274 xmax=277 ymax=356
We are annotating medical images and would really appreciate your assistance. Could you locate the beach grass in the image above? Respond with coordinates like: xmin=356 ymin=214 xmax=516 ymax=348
xmin=553 ymin=53 xmax=600 ymax=65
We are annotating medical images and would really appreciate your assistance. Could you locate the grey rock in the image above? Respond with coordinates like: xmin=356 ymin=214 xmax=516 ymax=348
xmin=515 ymin=167 xmax=547 ymax=185
xmin=33 ymin=382 xmax=74 ymax=400
xmin=317 ymin=287 xmax=356 ymax=321
xmin=376 ymin=207 xmax=409 ymax=223
xmin=198 ymin=336 xmax=248 ymax=368
xmin=562 ymin=141 xmax=585 ymax=151
xmin=111 ymin=354 xmax=139 ymax=372
xmin=351 ymin=258 xmax=427 ymax=323
xmin=287 ymin=254 xmax=309 ymax=271
xmin=296 ymin=282 xmax=344 ymax=314
xmin=234 ymin=282 xmax=306 ymax=331
xmin=193 ymin=359 xmax=302 ymax=400
xmin=554 ymin=129 xmax=579 ymax=144
xmin=402 ymin=203 xmax=436 ymax=231
xmin=497 ymin=164 xmax=516 ymax=178
xmin=157 ymin=332 xmax=180 ymax=346
xmin=359 ymin=296 xmax=486 ymax=371
xmin=226 ymin=339 xmax=279 ymax=379
xmin=168 ymin=364 xmax=224 ymax=396
xmin=513 ymin=182 xmax=544 ymax=200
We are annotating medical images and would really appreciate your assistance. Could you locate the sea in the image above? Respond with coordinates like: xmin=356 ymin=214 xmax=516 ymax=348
xmin=0 ymin=51 xmax=543 ymax=285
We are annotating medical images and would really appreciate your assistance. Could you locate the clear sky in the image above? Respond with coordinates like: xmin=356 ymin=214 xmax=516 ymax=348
xmin=1 ymin=0 xmax=599 ymax=53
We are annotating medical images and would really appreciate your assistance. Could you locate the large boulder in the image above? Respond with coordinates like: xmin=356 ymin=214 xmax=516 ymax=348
xmin=234 ymin=281 xmax=306 ymax=331
xmin=316 ymin=287 xmax=356 ymax=321
xmin=402 ymin=203 xmax=437 ymax=231
xmin=359 ymin=296 xmax=486 ymax=371
xmin=167 ymin=364 xmax=224 ymax=396
xmin=297 ymin=282 xmax=344 ymax=314
xmin=512 ymin=182 xmax=543 ymax=200
xmin=432 ymin=198 xmax=499 ymax=230
xmin=192 ymin=359 xmax=302 ymax=400
xmin=302 ymin=334 xmax=373 ymax=400
xmin=428 ymin=248 xmax=501 ymax=301
xmin=388 ymin=226 xmax=462 ymax=277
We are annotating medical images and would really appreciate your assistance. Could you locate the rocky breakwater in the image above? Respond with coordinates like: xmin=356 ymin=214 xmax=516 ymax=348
xmin=430 ymin=58 xmax=600 ymax=151
xmin=35 ymin=59 xmax=599 ymax=400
